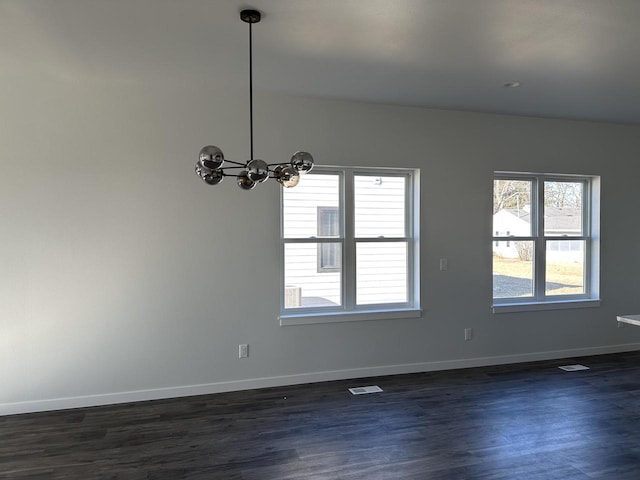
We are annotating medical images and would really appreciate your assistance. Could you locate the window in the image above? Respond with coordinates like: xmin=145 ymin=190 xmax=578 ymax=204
xmin=492 ymin=172 xmax=600 ymax=313
xmin=280 ymin=166 xmax=420 ymax=325
xmin=317 ymin=207 xmax=340 ymax=272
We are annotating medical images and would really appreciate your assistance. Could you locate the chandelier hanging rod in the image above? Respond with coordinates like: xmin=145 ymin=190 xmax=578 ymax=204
xmin=244 ymin=9 xmax=257 ymax=161
xmin=194 ymin=9 xmax=314 ymax=190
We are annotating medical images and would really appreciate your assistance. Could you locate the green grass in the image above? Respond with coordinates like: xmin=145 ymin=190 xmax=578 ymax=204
xmin=493 ymin=255 xmax=584 ymax=295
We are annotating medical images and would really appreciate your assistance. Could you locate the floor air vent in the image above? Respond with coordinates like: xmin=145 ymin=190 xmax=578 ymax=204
xmin=349 ymin=385 xmax=383 ymax=395
xmin=558 ymin=364 xmax=590 ymax=371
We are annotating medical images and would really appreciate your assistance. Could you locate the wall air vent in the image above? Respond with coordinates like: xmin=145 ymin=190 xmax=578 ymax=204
xmin=349 ymin=385 xmax=383 ymax=395
xmin=558 ymin=364 xmax=590 ymax=371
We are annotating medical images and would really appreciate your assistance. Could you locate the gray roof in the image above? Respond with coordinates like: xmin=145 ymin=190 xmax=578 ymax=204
xmin=505 ymin=207 xmax=581 ymax=233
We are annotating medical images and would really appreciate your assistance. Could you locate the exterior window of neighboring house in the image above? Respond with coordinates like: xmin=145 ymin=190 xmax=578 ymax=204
xmin=492 ymin=172 xmax=600 ymax=312
xmin=280 ymin=166 xmax=420 ymax=325
xmin=317 ymin=207 xmax=340 ymax=272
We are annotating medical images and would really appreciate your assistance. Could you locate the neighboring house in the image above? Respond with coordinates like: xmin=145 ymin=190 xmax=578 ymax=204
xmin=492 ymin=208 xmax=530 ymax=259
xmin=493 ymin=206 xmax=583 ymax=262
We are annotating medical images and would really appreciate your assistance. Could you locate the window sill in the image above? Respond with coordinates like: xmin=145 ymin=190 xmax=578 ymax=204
xmin=279 ymin=308 xmax=422 ymax=326
xmin=492 ymin=299 xmax=601 ymax=314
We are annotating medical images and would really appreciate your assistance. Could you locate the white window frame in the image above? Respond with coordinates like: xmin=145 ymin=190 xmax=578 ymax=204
xmin=279 ymin=166 xmax=421 ymax=326
xmin=492 ymin=172 xmax=601 ymax=313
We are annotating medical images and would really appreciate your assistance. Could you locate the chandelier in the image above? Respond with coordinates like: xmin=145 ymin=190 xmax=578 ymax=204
xmin=195 ymin=9 xmax=314 ymax=190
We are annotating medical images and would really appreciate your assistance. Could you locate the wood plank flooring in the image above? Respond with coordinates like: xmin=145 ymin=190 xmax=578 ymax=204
xmin=2 ymin=351 xmax=640 ymax=479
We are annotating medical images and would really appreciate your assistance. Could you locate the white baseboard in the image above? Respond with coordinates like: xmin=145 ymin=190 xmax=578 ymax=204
xmin=3 ymin=342 xmax=640 ymax=416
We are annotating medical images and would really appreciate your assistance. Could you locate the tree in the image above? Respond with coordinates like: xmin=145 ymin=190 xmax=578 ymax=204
xmin=493 ymin=179 xmax=531 ymax=214
xmin=514 ymin=241 xmax=533 ymax=261
xmin=544 ymin=181 xmax=582 ymax=208
xmin=494 ymin=179 xmax=583 ymax=213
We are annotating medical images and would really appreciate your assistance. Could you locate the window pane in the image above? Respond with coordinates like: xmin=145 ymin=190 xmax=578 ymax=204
xmin=284 ymin=243 xmax=341 ymax=308
xmin=493 ymin=241 xmax=534 ymax=298
xmin=546 ymin=240 xmax=585 ymax=295
xmin=493 ymin=179 xmax=532 ymax=237
xmin=356 ymin=242 xmax=407 ymax=305
xmin=283 ymin=174 xmax=340 ymax=239
xmin=318 ymin=242 xmax=340 ymax=272
xmin=544 ymin=181 xmax=583 ymax=236
xmin=317 ymin=207 xmax=339 ymax=237
xmin=355 ymin=175 xmax=405 ymax=238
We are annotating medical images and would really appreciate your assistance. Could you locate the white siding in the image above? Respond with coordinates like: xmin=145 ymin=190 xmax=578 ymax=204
xmin=285 ymin=243 xmax=341 ymax=306
xmin=356 ymin=242 xmax=407 ymax=304
xmin=355 ymin=175 xmax=405 ymax=237
xmin=282 ymin=174 xmax=339 ymax=239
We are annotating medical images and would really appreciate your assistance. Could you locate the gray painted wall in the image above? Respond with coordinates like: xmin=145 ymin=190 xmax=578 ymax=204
xmin=2 ymin=72 xmax=640 ymax=414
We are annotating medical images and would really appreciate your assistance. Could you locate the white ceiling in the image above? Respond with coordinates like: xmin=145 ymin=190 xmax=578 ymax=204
xmin=3 ymin=0 xmax=640 ymax=123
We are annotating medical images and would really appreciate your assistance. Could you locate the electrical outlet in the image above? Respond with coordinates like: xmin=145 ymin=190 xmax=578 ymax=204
xmin=464 ymin=328 xmax=473 ymax=341
xmin=239 ymin=344 xmax=249 ymax=358
xmin=439 ymin=258 xmax=448 ymax=271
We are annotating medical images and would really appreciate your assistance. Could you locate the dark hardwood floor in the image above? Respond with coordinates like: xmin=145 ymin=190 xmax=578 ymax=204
xmin=2 ymin=351 xmax=640 ymax=479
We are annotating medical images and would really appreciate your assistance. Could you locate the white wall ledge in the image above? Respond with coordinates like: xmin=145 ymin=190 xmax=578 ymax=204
xmin=279 ymin=308 xmax=422 ymax=326
xmin=492 ymin=299 xmax=601 ymax=314
xmin=617 ymin=315 xmax=640 ymax=327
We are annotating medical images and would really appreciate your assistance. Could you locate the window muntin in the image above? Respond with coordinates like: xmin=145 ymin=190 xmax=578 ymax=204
xmin=281 ymin=166 xmax=418 ymax=318
xmin=492 ymin=173 xmax=595 ymax=306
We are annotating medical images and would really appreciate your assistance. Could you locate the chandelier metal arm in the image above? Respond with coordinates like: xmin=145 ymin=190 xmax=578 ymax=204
xmin=266 ymin=162 xmax=291 ymax=167
xmin=218 ymin=159 xmax=246 ymax=167
xmin=217 ymin=165 xmax=245 ymax=170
